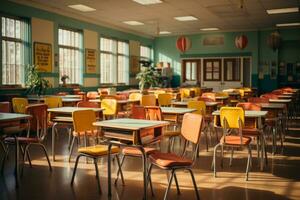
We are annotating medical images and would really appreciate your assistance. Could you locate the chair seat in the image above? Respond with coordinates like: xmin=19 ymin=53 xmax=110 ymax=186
xmin=122 ymin=147 xmax=157 ymax=156
xmin=5 ymin=137 xmax=39 ymax=144
xmin=163 ymin=130 xmax=181 ymax=137
xmin=221 ymin=135 xmax=251 ymax=145
xmin=73 ymin=130 xmax=100 ymax=137
xmin=78 ymin=145 xmax=119 ymax=156
xmin=242 ymin=128 xmax=261 ymax=136
xmin=149 ymin=152 xmax=192 ymax=168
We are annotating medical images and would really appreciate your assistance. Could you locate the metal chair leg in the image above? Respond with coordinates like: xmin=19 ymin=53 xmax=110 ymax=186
xmin=213 ymin=143 xmax=221 ymax=177
xmin=229 ymin=147 xmax=234 ymax=167
xmin=187 ymin=168 xmax=200 ymax=200
xmin=245 ymin=145 xmax=252 ymax=181
xmin=173 ymin=171 xmax=181 ymax=195
xmin=39 ymin=144 xmax=52 ymax=171
xmin=115 ymin=155 xmax=125 ymax=186
xmin=71 ymin=155 xmax=82 ymax=185
xmin=163 ymin=169 xmax=175 ymax=200
xmin=115 ymin=154 xmax=126 ymax=185
xmin=147 ymin=163 xmax=154 ymax=197
xmin=68 ymin=136 xmax=76 ymax=162
xmin=94 ymin=158 xmax=102 ymax=194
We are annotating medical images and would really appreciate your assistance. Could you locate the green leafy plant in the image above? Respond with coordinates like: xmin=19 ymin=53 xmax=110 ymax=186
xmin=26 ymin=64 xmax=51 ymax=96
xmin=136 ymin=60 xmax=161 ymax=91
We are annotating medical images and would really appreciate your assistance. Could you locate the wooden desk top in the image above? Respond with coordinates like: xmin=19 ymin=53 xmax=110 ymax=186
xmin=47 ymin=107 xmax=104 ymax=114
xmin=0 ymin=113 xmax=31 ymax=122
xmin=93 ymin=118 xmax=169 ymax=131
xmin=259 ymin=103 xmax=286 ymax=109
xmin=212 ymin=110 xmax=268 ymax=117
xmin=161 ymin=107 xmax=196 ymax=114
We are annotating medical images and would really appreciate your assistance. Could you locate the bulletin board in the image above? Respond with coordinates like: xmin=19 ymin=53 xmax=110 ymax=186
xmin=34 ymin=42 xmax=52 ymax=72
xmin=85 ymin=49 xmax=97 ymax=73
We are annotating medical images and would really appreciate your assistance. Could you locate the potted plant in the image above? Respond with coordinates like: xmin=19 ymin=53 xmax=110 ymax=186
xmin=61 ymin=74 xmax=69 ymax=87
xmin=136 ymin=60 xmax=161 ymax=92
xmin=26 ymin=64 xmax=51 ymax=96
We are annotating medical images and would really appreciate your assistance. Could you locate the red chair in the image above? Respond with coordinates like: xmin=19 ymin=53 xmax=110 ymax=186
xmin=131 ymin=105 xmax=146 ymax=119
xmin=248 ymin=97 xmax=269 ymax=103
xmin=77 ymin=101 xmax=99 ymax=108
xmin=261 ymin=93 xmax=279 ymax=99
xmin=201 ymin=92 xmax=216 ymax=101
xmin=0 ymin=102 xmax=10 ymax=112
xmin=148 ymin=113 xmax=203 ymax=200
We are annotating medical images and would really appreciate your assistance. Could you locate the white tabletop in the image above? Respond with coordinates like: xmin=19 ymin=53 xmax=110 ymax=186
xmin=269 ymin=99 xmax=291 ymax=103
xmin=62 ymin=95 xmax=82 ymax=98
xmin=47 ymin=107 xmax=104 ymax=114
xmin=259 ymin=103 xmax=286 ymax=109
xmin=171 ymin=101 xmax=218 ymax=107
xmin=0 ymin=113 xmax=31 ymax=122
xmin=212 ymin=110 xmax=268 ymax=117
xmin=161 ymin=107 xmax=196 ymax=114
xmin=93 ymin=118 xmax=169 ymax=131
xmin=61 ymin=98 xmax=82 ymax=102
xmin=216 ymin=96 xmax=228 ymax=100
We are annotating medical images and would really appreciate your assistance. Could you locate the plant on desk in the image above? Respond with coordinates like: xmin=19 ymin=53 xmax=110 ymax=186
xmin=26 ymin=64 xmax=51 ymax=96
xmin=136 ymin=60 xmax=161 ymax=92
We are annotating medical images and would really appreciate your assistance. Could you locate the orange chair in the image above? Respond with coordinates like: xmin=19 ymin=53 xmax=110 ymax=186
xmin=141 ymin=94 xmax=156 ymax=106
xmin=44 ymin=96 xmax=63 ymax=108
xmin=236 ymin=102 xmax=261 ymax=111
xmin=77 ymin=101 xmax=99 ymax=108
xmin=0 ymin=102 xmax=10 ymax=112
xmin=4 ymin=104 xmax=52 ymax=171
xmin=261 ymin=93 xmax=278 ymax=99
xmin=157 ymin=93 xmax=172 ymax=107
xmin=248 ymin=97 xmax=269 ymax=103
xmin=201 ymin=92 xmax=216 ymax=102
xmin=148 ymin=113 xmax=203 ymax=200
xmin=212 ymin=107 xmax=252 ymax=180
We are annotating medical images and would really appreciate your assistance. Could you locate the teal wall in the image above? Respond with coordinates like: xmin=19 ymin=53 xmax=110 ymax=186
xmin=154 ymin=28 xmax=300 ymax=92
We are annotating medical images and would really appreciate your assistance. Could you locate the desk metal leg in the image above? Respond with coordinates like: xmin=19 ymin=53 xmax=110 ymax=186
xmin=107 ymin=143 xmax=112 ymax=199
xmin=14 ymin=136 xmax=20 ymax=188
xmin=140 ymin=147 xmax=148 ymax=200
xmin=52 ymin=122 xmax=58 ymax=161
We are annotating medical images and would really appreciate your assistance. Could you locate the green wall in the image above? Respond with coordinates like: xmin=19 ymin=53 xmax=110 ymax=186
xmin=154 ymin=28 xmax=300 ymax=92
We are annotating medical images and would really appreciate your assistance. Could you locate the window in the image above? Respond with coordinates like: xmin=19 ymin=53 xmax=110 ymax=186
xmin=140 ymin=45 xmax=151 ymax=61
xmin=224 ymin=58 xmax=241 ymax=81
xmin=203 ymin=59 xmax=221 ymax=81
xmin=100 ymin=37 xmax=129 ymax=84
xmin=58 ymin=28 xmax=83 ymax=84
xmin=1 ymin=16 xmax=30 ymax=85
xmin=182 ymin=59 xmax=200 ymax=82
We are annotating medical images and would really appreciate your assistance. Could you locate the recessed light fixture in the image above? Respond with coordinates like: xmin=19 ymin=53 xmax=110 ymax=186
xmin=133 ymin=0 xmax=162 ymax=5
xmin=68 ymin=4 xmax=96 ymax=12
xmin=276 ymin=22 xmax=300 ymax=27
xmin=200 ymin=28 xmax=219 ymax=31
xmin=159 ymin=31 xmax=171 ymax=35
xmin=174 ymin=16 xmax=198 ymax=21
xmin=123 ymin=21 xmax=144 ymax=26
xmin=267 ymin=7 xmax=299 ymax=14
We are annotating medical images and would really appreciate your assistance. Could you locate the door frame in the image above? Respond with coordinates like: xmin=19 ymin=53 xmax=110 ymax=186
xmin=181 ymin=59 xmax=201 ymax=84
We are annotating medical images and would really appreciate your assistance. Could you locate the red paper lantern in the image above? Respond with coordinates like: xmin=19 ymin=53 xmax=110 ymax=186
xmin=176 ymin=36 xmax=191 ymax=53
xmin=235 ymin=35 xmax=248 ymax=50
xmin=267 ymin=31 xmax=281 ymax=51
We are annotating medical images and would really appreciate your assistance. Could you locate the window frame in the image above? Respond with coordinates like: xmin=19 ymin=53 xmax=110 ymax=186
xmin=224 ymin=58 xmax=241 ymax=81
xmin=203 ymin=59 xmax=221 ymax=81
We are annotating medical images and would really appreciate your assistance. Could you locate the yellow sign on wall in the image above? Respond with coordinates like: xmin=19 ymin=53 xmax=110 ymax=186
xmin=85 ymin=49 xmax=97 ymax=73
xmin=34 ymin=42 xmax=52 ymax=72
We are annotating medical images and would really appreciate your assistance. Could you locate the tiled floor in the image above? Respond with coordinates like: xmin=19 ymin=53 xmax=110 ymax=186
xmin=1 ymin=120 xmax=300 ymax=200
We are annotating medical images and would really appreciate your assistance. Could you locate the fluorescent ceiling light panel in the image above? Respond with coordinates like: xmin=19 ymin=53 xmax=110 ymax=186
xmin=174 ymin=16 xmax=198 ymax=21
xmin=123 ymin=21 xmax=144 ymax=25
xmin=159 ymin=31 xmax=171 ymax=35
xmin=267 ymin=7 xmax=299 ymax=14
xmin=68 ymin=4 xmax=96 ymax=12
xmin=133 ymin=0 xmax=162 ymax=5
xmin=276 ymin=22 xmax=300 ymax=27
xmin=200 ymin=28 xmax=219 ymax=31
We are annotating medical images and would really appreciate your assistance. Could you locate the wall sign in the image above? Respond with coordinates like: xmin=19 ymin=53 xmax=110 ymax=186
xmin=34 ymin=42 xmax=52 ymax=72
xmin=85 ymin=49 xmax=97 ymax=73
xmin=203 ymin=36 xmax=224 ymax=46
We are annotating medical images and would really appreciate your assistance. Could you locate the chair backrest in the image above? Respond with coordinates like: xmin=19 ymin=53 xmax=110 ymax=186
xmin=154 ymin=90 xmax=166 ymax=98
xmin=131 ymin=105 xmax=146 ymax=119
xmin=0 ymin=102 xmax=11 ymax=112
xmin=141 ymin=94 xmax=156 ymax=106
xmin=281 ymin=87 xmax=293 ymax=93
xmin=216 ymin=92 xmax=229 ymax=97
xmin=129 ymin=92 xmax=142 ymax=101
xmin=101 ymin=99 xmax=117 ymax=116
xmin=187 ymin=100 xmax=206 ymax=115
xmin=12 ymin=98 xmax=29 ymax=113
xmin=180 ymin=88 xmax=191 ymax=99
xmin=271 ymin=89 xmax=284 ymax=95
xmin=220 ymin=107 xmax=244 ymax=129
xmin=77 ymin=101 xmax=99 ymax=108
xmin=144 ymin=106 xmax=162 ymax=121
xmin=25 ymin=104 xmax=48 ymax=140
xmin=44 ymin=96 xmax=63 ymax=108
xmin=87 ymin=91 xmax=99 ymax=99
xmin=261 ymin=93 xmax=278 ymax=99
xmin=181 ymin=113 xmax=203 ymax=145
xmin=157 ymin=93 xmax=172 ymax=106
xmin=248 ymin=97 xmax=269 ymax=103
xmin=201 ymin=92 xmax=216 ymax=101
xmin=72 ymin=110 xmax=97 ymax=133
xmin=236 ymin=102 xmax=261 ymax=111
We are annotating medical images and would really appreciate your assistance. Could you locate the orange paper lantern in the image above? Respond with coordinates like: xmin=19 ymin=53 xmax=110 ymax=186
xmin=176 ymin=36 xmax=191 ymax=53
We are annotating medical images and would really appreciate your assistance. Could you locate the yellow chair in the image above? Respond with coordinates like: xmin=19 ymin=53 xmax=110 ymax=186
xmin=129 ymin=92 xmax=142 ymax=101
xmin=101 ymin=99 xmax=117 ymax=119
xmin=141 ymin=94 xmax=156 ymax=106
xmin=70 ymin=110 xmax=124 ymax=193
xmin=212 ymin=107 xmax=252 ymax=181
xmin=12 ymin=98 xmax=28 ymax=113
xmin=180 ymin=88 xmax=191 ymax=100
xmin=158 ymin=93 xmax=172 ymax=107
xmin=190 ymin=87 xmax=201 ymax=97
xmin=44 ymin=96 xmax=63 ymax=108
xmin=215 ymin=92 xmax=229 ymax=98
xmin=153 ymin=90 xmax=166 ymax=98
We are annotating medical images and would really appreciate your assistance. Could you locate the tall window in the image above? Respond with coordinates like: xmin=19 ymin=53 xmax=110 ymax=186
xmin=1 ymin=16 xmax=29 ymax=85
xmin=100 ymin=37 xmax=129 ymax=84
xmin=140 ymin=45 xmax=151 ymax=61
xmin=58 ymin=28 xmax=82 ymax=84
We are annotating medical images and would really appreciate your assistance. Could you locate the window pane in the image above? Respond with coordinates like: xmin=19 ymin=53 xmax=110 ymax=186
xmin=191 ymin=62 xmax=196 ymax=80
xmin=140 ymin=45 xmax=151 ymax=59
xmin=58 ymin=28 xmax=82 ymax=84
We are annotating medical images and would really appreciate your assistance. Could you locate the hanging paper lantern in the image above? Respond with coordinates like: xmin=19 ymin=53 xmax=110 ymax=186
xmin=267 ymin=31 xmax=281 ymax=51
xmin=176 ymin=36 xmax=191 ymax=53
xmin=235 ymin=35 xmax=248 ymax=50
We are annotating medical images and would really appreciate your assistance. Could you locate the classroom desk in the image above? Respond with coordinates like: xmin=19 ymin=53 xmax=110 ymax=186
xmin=47 ymin=107 xmax=104 ymax=161
xmin=0 ymin=113 xmax=31 ymax=187
xmin=93 ymin=118 xmax=169 ymax=200
xmin=212 ymin=110 xmax=268 ymax=170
